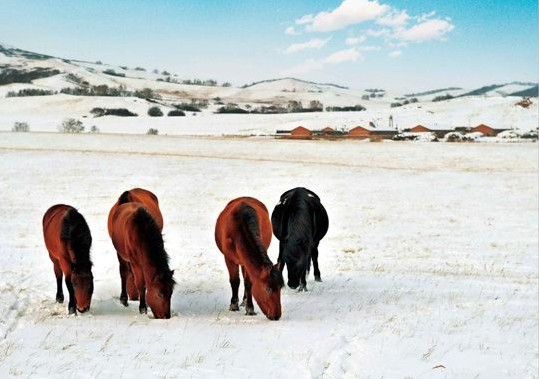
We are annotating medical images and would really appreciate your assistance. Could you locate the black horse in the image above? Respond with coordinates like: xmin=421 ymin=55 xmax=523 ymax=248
xmin=271 ymin=187 xmax=328 ymax=291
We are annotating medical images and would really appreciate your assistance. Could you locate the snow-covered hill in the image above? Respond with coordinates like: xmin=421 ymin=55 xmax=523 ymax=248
xmin=0 ymin=43 xmax=538 ymax=134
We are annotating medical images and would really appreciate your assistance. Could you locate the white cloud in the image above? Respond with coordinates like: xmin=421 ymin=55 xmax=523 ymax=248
xmin=300 ymin=0 xmax=390 ymax=32
xmin=395 ymin=18 xmax=454 ymax=42
xmin=417 ymin=11 xmax=436 ymax=22
xmin=285 ymin=26 xmax=300 ymax=36
xmin=295 ymin=14 xmax=314 ymax=25
xmin=281 ymin=59 xmax=325 ymax=76
xmin=388 ymin=50 xmax=402 ymax=58
xmin=281 ymin=47 xmax=363 ymax=76
xmin=359 ymin=45 xmax=381 ymax=52
xmin=367 ymin=28 xmax=391 ymax=38
xmin=345 ymin=35 xmax=367 ymax=46
xmin=376 ymin=10 xmax=410 ymax=27
xmin=285 ymin=38 xmax=331 ymax=54
xmin=324 ymin=47 xmax=362 ymax=64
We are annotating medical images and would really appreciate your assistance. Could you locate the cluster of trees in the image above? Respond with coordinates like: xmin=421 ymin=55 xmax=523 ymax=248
xmin=0 ymin=68 xmax=60 ymax=85
xmin=326 ymin=105 xmax=366 ymax=112
xmin=390 ymin=98 xmax=418 ymax=108
xmin=432 ymin=94 xmax=454 ymax=102
xmin=6 ymin=88 xmax=56 ymax=97
xmin=60 ymin=85 xmax=161 ymax=99
xmin=12 ymin=121 xmax=30 ymax=132
xmin=102 ymin=69 xmax=126 ymax=78
xmin=90 ymin=108 xmax=138 ymax=117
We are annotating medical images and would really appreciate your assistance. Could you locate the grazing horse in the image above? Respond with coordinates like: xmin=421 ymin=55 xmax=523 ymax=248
xmin=108 ymin=188 xmax=163 ymax=304
xmin=110 ymin=203 xmax=175 ymax=319
xmin=215 ymin=197 xmax=284 ymax=320
xmin=43 ymin=204 xmax=94 ymax=314
xmin=271 ymin=187 xmax=329 ymax=291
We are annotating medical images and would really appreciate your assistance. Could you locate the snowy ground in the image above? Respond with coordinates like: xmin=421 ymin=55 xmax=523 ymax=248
xmin=0 ymin=132 xmax=537 ymax=378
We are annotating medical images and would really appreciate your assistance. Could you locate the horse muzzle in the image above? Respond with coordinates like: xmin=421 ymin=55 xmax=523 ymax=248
xmin=77 ymin=306 xmax=90 ymax=313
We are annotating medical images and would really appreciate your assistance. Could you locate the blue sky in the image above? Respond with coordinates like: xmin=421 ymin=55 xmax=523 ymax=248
xmin=1 ymin=0 xmax=537 ymax=91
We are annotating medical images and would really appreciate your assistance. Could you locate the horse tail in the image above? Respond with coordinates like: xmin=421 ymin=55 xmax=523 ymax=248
xmin=118 ymin=190 xmax=131 ymax=205
xmin=235 ymin=204 xmax=268 ymax=261
xmin=61 ymin=208 xmax=92 ymax=266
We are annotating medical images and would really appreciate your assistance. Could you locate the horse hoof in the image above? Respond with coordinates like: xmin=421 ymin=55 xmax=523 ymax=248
xmin=245 ymin=307 xmax=257 ymax=316
xmin=120 ymin=297 xmax=128 ymax=307
xmin=298 ymin=286 xmax=308 ymax=292
xmin=315 ymin=276 xmax=322 ymax=282
xmin=56 ymin=294 xmax=64 ymax=303
xmin=68 ymin=307 xmax=77 ymax=315
xmin=229 ymin=303 xmax=239 ymax=311
xmin=139 ymin=306 xmax=147 ymax=314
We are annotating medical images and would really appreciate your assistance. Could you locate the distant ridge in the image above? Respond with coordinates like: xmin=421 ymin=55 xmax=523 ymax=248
xmin=508 ymin=85 xmax=538 ymax=97
xmin=404 ymin=87 xmax=462 ymax=98
xmin=241 ymin=78 xmax=349 ymax=90
xmin=459 ymin=82 xmax=538 ymax=97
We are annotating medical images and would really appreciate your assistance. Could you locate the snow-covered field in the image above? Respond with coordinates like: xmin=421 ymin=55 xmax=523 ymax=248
xmin=0 ymin=132 xmax=537 ymax=378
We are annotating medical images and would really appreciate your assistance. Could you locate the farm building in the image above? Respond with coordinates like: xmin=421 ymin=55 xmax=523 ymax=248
xmin=348 ymin=126 xmax=398 ymax=140
xmin=407 ymin=125 xmax=454 ymax=138
xmin=289 ymin=126 xmax=312 ymax=139
xmin=471 ymin=124 xmax=510 ymax=136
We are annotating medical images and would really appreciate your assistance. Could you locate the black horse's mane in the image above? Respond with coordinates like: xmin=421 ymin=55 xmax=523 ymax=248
xmin=133 ymin=207 xmax=175 ymax=289
xmin=61 ymin=208 xmax=93 ymax=271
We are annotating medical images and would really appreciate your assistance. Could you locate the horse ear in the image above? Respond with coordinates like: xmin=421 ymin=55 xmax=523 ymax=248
xmin=71 ymin=263 xmax=77 ymax=272
xmin=170 ymin=269 xmax=175 ymax=277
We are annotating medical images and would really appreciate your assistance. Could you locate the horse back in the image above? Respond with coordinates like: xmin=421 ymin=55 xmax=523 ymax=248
xmin=43 ymin=204 xmax=74 ymax=263
xmin=215 ymin=197 xmax=271 ymax=263
xmin=108 ymin=188 xmax=163 ymax=237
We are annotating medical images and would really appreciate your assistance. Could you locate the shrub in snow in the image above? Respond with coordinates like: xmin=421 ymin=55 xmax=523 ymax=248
xmin=521 ymin=129 xmax=538 ymax=140
xmin=89 ymin=126 xmax=100 ymax=134
xmin=445 ymin=132 xmax=465 ymax=142
xmin=148 ymin=106 xmax=163 ymax=117
xmin=91 ymin=107 xmax=137 ymax=117
xmin=498 ymin=130 xmax=520 ymax=139
xmin=146 ymin=128 xmax=159 ymax=135
xmin=12 ymin=121 xmax=30 ymax=132
xmin=168 ymin=110 xmax=186 ymax=117
xmin=59 ymin=118 xmax=85 ymax=133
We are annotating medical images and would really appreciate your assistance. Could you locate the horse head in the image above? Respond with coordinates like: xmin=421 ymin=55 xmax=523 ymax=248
xmin=146 ymin=269 xmax=175 ymax=319
xmin=71 ymin=262 xmax=94 ymax=312
xmin=282 ymin=238 xmax=311 ymax=289
xmin=251 ymin=264 xmax=284 ymax=320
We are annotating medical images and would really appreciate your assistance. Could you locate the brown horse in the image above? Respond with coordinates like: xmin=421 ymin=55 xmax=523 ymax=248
xmin=43 ymin=204 xmax=94 ymax=314
xmin=108 ymin=188 xmax=163 ymax=304
xmin=215 ymin=197 xmax=284 ymax=320
xmin=110 ymin=202 xmax=175 ymax=319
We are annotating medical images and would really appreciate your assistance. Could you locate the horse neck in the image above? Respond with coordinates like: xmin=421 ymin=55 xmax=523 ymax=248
xmin=139 ymin=248 xmax=161 ymax=284
xmin=236 ymin=240 xmax=272 ymax=282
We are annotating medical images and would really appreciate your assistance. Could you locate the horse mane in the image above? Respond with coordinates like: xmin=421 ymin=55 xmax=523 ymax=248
xmin=61 ymin=208 xmax=93 ymax=271
xmin=133 ymin=207 xmax=175 ymax=288
xmin=118 ymin=190 xmax=131 ymax=205
xmin=235 ymin=204 xmax=274 ymax=269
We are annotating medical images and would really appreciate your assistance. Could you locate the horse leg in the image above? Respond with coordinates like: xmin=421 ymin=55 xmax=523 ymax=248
xmin=52 ymin=259 xmax=64 ymax=303
xmin=277 ymin=241 xmax=285 ymax=272
xmin=312 ymin=245 xmax=322 ymax=282
xmin=131 ymin=266 xmax=147 ymax=314
xmin=239 ymin=266 xmax=247 ymax=307
xmin=225 ymin=258 xmax=240 ymax=311
xmin=117 ymin=254 xmax=129 ymax=306
xmin=298 ymin=271 xmax=308 ymax=292
xmin=126 ymin=265 xmax=139 ymax=301
xmin=65 ymin=276 xmax=76 ymax=314
xmin=242 ymin=268 xmax=256 ymax=316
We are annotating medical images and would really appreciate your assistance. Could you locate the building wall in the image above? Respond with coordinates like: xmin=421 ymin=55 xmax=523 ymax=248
xmin=472 ymin=125 xmax=496 ymax=136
